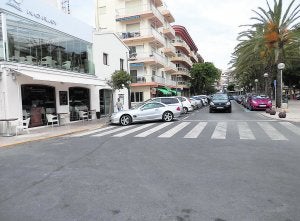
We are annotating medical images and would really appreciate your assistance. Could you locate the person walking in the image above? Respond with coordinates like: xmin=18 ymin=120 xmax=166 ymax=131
xmin=116 ymin=99 xmax=123 ymax=112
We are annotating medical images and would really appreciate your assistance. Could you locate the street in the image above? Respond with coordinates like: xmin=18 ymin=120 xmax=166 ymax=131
xmin=1 ymin=101 xmax=300 ymax=221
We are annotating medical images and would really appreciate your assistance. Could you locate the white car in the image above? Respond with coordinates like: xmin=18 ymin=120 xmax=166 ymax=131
xmin=176 ymin=96 xmax=193 ymax=114
xmin=190 ymin=97 xmax=202 ymax=109
xmin=110 ymin=101 xmax=181 ymax=126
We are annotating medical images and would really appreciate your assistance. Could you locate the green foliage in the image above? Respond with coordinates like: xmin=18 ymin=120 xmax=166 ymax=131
xmin=190 ymin=62 xmax=220 ymax=94
xmin=107 ymin=70 xmax=132 ymax=90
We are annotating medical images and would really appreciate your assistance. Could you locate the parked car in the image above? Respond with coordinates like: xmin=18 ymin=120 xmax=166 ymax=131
xmin=296 ymin=94 xmax=300 ymax=100
xmin=192 ymin=96 xmax=205 ymax=107
xmin=189 ymin=97 xmax=201 ymax=109
xmin=110 ymin=101 xmax=181 ymax=126
xmin=176 ymin=96 xmax=193 ymax=114
xmin=247 ymin=95 xmax=272 ymax=111
xmin=209 ymin=93 xmax=232 ymax=113
xmin=146 ymin=97 xmax=184 ymax=114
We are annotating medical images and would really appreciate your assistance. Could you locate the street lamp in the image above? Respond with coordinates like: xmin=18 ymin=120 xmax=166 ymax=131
xmin=255 ymin=79 xmax=258 ymax=94
xmin=263 ymin=73 xmax=268 ymax=96
xmin=249 ymin=83 xmax=252 ymax=93
xmin=278 ymin=63 xmax=285 ymax=108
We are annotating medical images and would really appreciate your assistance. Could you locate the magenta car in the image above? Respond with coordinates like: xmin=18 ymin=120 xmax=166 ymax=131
xmin=248 ymin=95 xmax=272 ymax=111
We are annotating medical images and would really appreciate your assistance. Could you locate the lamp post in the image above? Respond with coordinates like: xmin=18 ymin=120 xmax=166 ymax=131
xmin=249 ymin=83 xmax=252 ymax=93
xmin=263 ymin=73 xmax=268 ymax=96
xmin=255 ymin=79 xmax=258 ymax=94
xmin=277 ymin=63 xmax=285 ymax=108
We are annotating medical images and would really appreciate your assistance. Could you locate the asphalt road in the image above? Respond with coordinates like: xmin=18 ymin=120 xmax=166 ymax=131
xmin=1 ymin=101 xmax=300 ymax=221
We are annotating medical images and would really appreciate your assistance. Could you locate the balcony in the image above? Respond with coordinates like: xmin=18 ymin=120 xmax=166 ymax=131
xmin=171 ymin=53 xmax=193 ymax=68
xmin=189 ymin=51 xmax=198 ymax=63
xmin=118 ymin=28 xmax=165 ymax=48
xmin=131 ymin=76 xmax=146 ymax=83
xmin=164 ymin=61 xmax=177 ymax=73
xmin=162 ymin=23 xmax=175 ymax=39
xmin=162 ymin=44 xmax=176 ymax=57
xmin=159 ymin=5 xmax=175 ymax=23
xmin=116 ymin=4 xmax=164 ymax=27
xmin=171 ymin=39 xmax=190 ymax=55
xmin=151 ymin=0 xmax=163 ymax=7
xmin=130 ymin=74 xmax=176 ymax=88
xmin=128 ymin=51 xmax=166 ymax=68
xmin=177 ymin=81 xmax=191 ymax=89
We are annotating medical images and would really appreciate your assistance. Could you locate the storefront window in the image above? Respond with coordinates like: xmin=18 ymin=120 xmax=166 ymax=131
xmin=3 ymin=13 xmax=94 ymax=75
xmin=69 ymin=87 xmax=90 ymax=121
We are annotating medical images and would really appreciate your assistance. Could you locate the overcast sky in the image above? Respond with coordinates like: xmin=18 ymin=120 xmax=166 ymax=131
xmin=71 ymin=0 xmax=295 ymax=71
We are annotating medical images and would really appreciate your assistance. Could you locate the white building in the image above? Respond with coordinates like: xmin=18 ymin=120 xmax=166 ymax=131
xmin=95 ymin=0 xmax=202 ymax=102
xmin=0 ymin=0 xmax=129 ymax=132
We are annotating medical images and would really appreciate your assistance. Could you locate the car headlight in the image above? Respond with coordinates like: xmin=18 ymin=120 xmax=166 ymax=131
xmin=268 ymin=100 xmax=272 ymax=103
xmin=252 ymin=100 xmax=257 ymax=104
xmin=210 ymin=102 xmax=214 ymax=106
xmin=226 ymin=102 xmax=231 ymax=105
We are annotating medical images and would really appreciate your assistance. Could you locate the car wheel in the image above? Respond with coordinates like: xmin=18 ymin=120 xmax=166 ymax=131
xmin=120 ymin=114 xmax=132 ymax=126
xmin=227 ymin=108 xmax=232 ymax=113
xmin=209 ymin=108 xmax=213 ymax=113
xmin=183 ymin=107 xmax=188 ymax=114
xmin=249 ymin=105 xmax=253 ymax=111
xmin=163 ymin=111 xmax=173 ymax=122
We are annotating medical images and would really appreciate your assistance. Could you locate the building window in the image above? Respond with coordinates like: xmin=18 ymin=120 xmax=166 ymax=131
xmin=131 ymin=92 xmax=144 ymax=102
xmin=120 ymin=58 xmax=124 ymax=70
xmin=103 ymin=53 xmax=108 ymax=65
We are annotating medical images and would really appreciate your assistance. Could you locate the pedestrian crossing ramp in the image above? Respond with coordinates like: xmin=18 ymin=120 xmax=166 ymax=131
xmin=70 ymin=121 xmax=300 ymax=141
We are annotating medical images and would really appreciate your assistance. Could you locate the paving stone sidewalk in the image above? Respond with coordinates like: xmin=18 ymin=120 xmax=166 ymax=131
xmin=0 ymin=117 xmax=109 ymax=148
xmin=259 ymin=100 xmax=300 ymax=122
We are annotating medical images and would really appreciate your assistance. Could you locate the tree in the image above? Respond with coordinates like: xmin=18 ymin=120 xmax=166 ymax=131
xmin=190 ymin=62 xmax=220 ymax=95
xmin=232 ymin=0 xmax=300 ymax=107
xmin=107 ymin=70 xmax=132 ymax=112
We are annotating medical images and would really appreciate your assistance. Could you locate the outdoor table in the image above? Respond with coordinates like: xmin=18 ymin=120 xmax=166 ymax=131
xmin=0 ymin=118 xmax=18 ymax=137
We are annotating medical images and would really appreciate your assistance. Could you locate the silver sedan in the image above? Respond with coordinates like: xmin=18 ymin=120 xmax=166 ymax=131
xmin=110 ymin=102 xmax=181 ymax=126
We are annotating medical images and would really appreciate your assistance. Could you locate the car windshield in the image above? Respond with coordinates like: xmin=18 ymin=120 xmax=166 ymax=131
xmin=253 ymin=95 xmax=268 ymax=99
xmin=213 ymin=94 xmax=228 ymax=100
xmin=131 ymin=102 xmax=146 ymax=109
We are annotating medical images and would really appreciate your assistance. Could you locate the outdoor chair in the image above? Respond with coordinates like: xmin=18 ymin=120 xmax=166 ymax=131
xmin=41 ymin=56 xmax=52 ymax=67
xmin=15 ymin=118 xmax=30 ymax=136
xmin=46 ymin=114 xmax=59 ymax=127
xmin=62 ymin=61 xmax=71 ymax=70
xmin=78 ymin=111 xmax=88 ymax=122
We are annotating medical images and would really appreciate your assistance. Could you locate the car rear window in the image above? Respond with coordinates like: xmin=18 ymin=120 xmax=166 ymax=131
xmin=213 ymin=94 xmax=228 ymax=100
xmin=161 ymin=98 xmax=179 ymax=104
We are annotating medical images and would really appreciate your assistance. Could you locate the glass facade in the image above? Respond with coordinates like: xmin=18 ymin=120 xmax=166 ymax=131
xmin=1 ymin=12 xmax=94 ymax=74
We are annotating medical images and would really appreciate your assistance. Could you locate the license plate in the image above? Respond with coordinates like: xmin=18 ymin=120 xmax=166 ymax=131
xmin=216 ymin=107 xmax=224 ymax=109
xmin=259 ymin=104 xmax=266 ymax=107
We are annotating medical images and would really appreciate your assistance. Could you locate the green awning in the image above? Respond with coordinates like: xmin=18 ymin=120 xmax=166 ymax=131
xmin=157 ymin=88 xmax=172 ymax=95
xmin=170 ymin=89 xmax=177 ymax=95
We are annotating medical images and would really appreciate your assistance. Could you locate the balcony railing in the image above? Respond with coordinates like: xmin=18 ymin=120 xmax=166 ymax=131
xmin=129 ymin=51 xmax=167 ymax=67
xmin=118 ymin=28 xmax=165 ymax=46
xmin=174 ymin=52 xmax=193 ymax=67
xmin=116 ymin=4 xmax=164 ymax=26
xmin=131 ymin=76 xmax=146 ymax=83
xmin=171 ymin=39 xmax=191 ymax=54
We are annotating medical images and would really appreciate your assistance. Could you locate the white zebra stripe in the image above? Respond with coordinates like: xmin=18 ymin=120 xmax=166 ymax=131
xmin=70 ymin=125 xmax=116 ymax=137
xmin=257 ymin=122 xmax=287 ymax=140
xmin=279 ymin=122 xmax=300 ymax=136
xmin=184 ymin=122 xmax=207 ymax=138
xmin=238 ymin=122 xmax=255 ymax=140
xmin=92 ymin=125 xmax=134 ymax=137
xmin=158 ymin=122 xmax=190 ymax=138
xmin=135 ymin=122 xmax=173 ymax=137
xmin=211 ymin=122 xmax=227 ymax=139
xmin=113 ymin=123 xmax=155 ymax=137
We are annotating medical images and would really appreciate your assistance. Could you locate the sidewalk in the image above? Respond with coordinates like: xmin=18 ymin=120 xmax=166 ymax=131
xmin=0 ymin=117 xmax=109 ymax=148
xmin=259 ymin=100 xmax=300 ymax=122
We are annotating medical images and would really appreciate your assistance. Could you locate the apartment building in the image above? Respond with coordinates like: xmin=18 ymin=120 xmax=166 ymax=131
xmin=96 ymin=0 xmax=202 ymax=103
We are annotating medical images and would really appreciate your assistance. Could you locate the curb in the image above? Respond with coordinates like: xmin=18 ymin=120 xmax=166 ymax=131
xmin=259 ymin=112 xmax=300 ymax=123
xmin=0 ymin=122 xmax=108 ymax=148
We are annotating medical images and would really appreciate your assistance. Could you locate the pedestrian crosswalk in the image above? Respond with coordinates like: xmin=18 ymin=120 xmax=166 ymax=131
xmin=70 ymin=121 xmax=300 ymax=141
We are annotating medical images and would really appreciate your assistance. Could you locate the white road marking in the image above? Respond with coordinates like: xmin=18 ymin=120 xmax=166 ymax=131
xmin=92 ymin=125 xmax=134 ymax=137
xmin=279 ymin=122 xmax=300 ymax=136
xmin=135 ymin=122 xmax=173 ymax=137
xmin=184 ymin=122 xmax=207 ymax=138
xmin=237 ymin=122 xmax=255 ymax=140
xmin=113 ymin=123 xmax=155 ymax=137
xmin=70 ymin=126 xmax=115 ymax=137
xmin=211 ymin=122 xmax=227 ymax=139
xmin=257 ymin=122 xmax=287 ymax=140
xmin=158 ymin=122 xmax=190 ymax=138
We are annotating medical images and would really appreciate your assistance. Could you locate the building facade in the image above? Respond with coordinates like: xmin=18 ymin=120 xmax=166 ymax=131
xmin=96 ymin=0 xmax=202 ymax=104
xmin=0 ymin=0 xmax=129 ymax=132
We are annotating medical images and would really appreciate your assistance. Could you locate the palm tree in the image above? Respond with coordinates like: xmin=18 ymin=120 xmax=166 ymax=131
xmin=232 ymin=0 xmax=300 ymax=107
xmin=251 ymin=0 xmax=300 ymax=107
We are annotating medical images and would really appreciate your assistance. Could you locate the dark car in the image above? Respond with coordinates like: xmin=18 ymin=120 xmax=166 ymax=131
xmin=209 ymin=93 xmax=232 ymax=113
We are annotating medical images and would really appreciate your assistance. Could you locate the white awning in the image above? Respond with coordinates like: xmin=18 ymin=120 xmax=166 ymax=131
xmin=16 ymin=70 xmax=105 ymax=86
